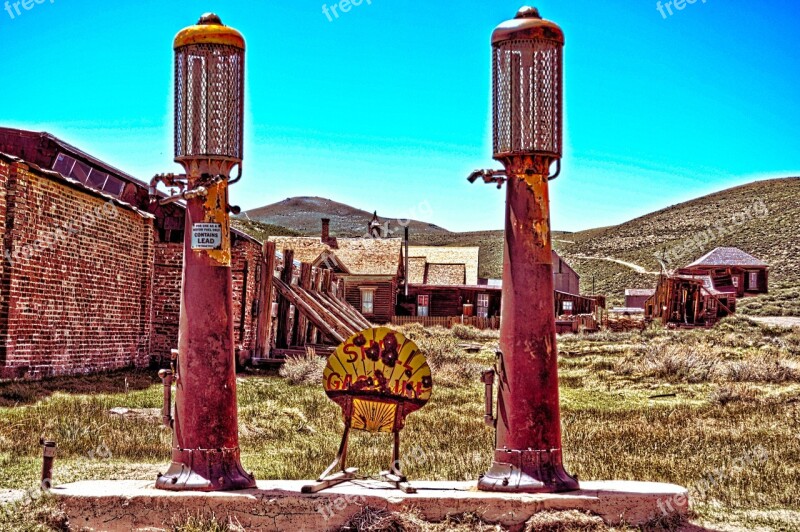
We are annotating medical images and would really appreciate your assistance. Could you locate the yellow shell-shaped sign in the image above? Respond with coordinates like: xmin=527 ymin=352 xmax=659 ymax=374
xmin=324 ymin=327 xmax=433 ymax=433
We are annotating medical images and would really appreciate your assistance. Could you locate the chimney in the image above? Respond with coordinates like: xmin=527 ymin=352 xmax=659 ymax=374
xmin=404 ymin=226 xmax=410 ymax=297
xmin=321 ymin=218 xmax=330 ymax=242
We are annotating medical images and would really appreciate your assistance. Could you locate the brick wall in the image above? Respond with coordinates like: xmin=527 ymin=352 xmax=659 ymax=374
xmin=149 ymin=236 xmax=264 ymax=364
xmin=231 ymin=237 xmax=262 ymax=361
xmin=0 ymin=161 xmax=9 ymax=368
xmin=151 ymin=241 xmax=183 ymax=362
xmin=0 ymin=160 xmax=154 ymax=379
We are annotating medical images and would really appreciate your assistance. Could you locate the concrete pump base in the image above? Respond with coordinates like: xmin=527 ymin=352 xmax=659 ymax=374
xmin=53 ymin=479 xmax=688 ymax=531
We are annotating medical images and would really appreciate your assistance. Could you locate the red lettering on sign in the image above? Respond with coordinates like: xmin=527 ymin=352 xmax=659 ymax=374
xmin=343 ymin=343 xmax=359 ymax=363
xmin=326 ymin=372 xmax=342 ymax=390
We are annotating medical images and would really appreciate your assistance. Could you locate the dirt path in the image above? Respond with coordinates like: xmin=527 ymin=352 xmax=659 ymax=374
xmin=567 ymin=255 xmax=661 ymax=275
xmin=749 ymin=316 xmax=800 ymax=328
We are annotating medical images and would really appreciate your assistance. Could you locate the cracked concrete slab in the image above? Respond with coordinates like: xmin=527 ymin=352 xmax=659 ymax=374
xmin=53 ymin=479 xmax=688 ymax=531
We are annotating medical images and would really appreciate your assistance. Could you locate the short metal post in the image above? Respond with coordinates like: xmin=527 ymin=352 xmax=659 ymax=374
xmin=40 ymin=438 xmax=56 ymax=489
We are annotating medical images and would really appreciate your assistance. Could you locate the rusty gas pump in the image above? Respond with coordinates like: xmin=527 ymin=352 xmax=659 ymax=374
xmin=152 ymin=13 xmax=255 ymax=492
xmin=470 ymin=6 xmax=579 ymax=493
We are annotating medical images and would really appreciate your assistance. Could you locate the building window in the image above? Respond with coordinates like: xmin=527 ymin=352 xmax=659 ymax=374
xmin=732 ymin=276 xmax=739 ymax=288
xmin=52 ymin=152 xmax=124 ymax=197
xmin=748 ymin=271 xmax=759 ymax=290
xmin=477 ymin=293 xmax=489 ymax=318
xmin=563 ymin=301 xmax=574 ymax=313
xmin=417 ymin=295 xmax=430 ymax=317
xmin=360 ymin=288 xmax=375 ymax=315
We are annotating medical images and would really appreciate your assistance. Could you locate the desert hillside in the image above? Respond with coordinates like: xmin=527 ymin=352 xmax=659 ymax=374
xmin=552 ymin=177 xmax=800 ymax=302
xmin=242 ymin=196 xmax=449 ymax=238
xmin=234 ymin=178 xmax=800 ymax=305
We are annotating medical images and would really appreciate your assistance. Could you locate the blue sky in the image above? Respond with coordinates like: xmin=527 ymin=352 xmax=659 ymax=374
xmin=1 ymin=0 xmax=797 ymax=232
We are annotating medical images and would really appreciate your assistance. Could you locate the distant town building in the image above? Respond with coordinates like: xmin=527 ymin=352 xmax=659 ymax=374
xmin=645 ymin=246 xmax=768 ymax=328
xmin=270 ymin=221 xmax=403 ymax=325
xmin=678 ymin=247 xmax=768 ymax=297
xmin=646 ymin=273 xmax=736 ymax=328
xmin=406 ymin=246 xmax=480 ymax=286
xmin=625 ymin=288 xmax=656 ymax=309
xmin=399 ymin=248 xmax=601 ymax=323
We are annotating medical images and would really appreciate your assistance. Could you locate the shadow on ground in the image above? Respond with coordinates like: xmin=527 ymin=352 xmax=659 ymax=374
xmin=0 ymin=369 xmax=160 ymax=407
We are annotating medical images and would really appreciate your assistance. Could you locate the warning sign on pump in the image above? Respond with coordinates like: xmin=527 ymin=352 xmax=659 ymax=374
xmin=191 ymin=223 xmax=222 ymax=250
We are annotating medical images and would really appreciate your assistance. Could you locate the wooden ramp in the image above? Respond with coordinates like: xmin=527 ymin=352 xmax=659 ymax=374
xmin=265 ymin=247 xmax=372 ymax=361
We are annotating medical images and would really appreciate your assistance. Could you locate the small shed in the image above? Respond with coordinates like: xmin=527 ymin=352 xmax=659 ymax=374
xmin=625 ymin=288 xmax=656 ymax=309
xmin=646 ymin=273 xmax=736 ymax=328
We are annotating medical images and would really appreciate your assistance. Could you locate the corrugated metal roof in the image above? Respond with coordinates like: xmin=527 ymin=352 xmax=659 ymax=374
xmin=0 ymin=152 xmax=154 ymax=219
xmin=686 ymin=247 xmax=767 ymax=268
xmin=625 ymin=288 xmax=656 ymax=297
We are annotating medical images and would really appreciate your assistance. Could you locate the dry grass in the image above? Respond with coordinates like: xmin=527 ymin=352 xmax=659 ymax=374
xmin=614 ymin=317 xmax=800 ymax=385
xmin=278 ymin=353 xmax=326 ymax=386
xmin=2 ymin=317 xmax=799 ymax=530
xmin=739 ymin=285 xmax=800 ymax=317
xmin=450 ymin=324 xmax=500 ymax=342
xmin=523 ymin=510 xmax=608 ymax=532
xmin=169 ymin=512 xmax=246 ymax=532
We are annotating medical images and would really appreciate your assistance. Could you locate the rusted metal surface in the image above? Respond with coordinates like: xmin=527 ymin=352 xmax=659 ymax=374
xmin=174 ymin=15 xmax=245 ymax=169
xmin=155 ymin=14 xmax=254 ymax=492
xmin=491 ymin=6 xmax=565 ymax=45
xmin=476 ymin=6 xmax=578 ymax=494
xmin=478 ymin=170 xmax=578 ymax=493
xmin=158 ymin=368 xmax=174 ymax=429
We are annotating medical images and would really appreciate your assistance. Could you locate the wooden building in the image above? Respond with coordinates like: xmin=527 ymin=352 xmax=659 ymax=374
xmin=552 ymin=250 xmax=580 ymax=294
xmin=398 ymin=246 xmax=600 ymax=323
xmin=270 ymin=219 xmax=403 ymax=325
xmin=679 ymin=247 xmax=768 ymax=297
xmin=401 ymin=285 xmax=502 ymax=319
xmin=265 ymin=245 xmax=372 ymax=360
xmin=625 ymin=288 xmax=656 ymax=309
xmin=645 ymin=273 xmax=736 ymax=328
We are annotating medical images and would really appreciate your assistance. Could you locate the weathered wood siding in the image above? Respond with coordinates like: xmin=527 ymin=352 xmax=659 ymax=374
xmin=343 ymin=276 xmax=395 ymax=324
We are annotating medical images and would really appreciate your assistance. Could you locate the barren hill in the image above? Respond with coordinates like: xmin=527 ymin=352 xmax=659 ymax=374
xmin=551 ymin=177 xmax=800 ymax=303
xmin=234 ymin=178 xmax=799 ymax=307
xmin=242 ymin=196 xmax=450 ymax=238
xmin=415 ymin=177 xmax=800 ymax=304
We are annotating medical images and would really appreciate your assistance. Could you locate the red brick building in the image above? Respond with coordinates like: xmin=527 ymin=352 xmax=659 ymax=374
xmin=0 ymin=128 xmax=268 ymax=379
